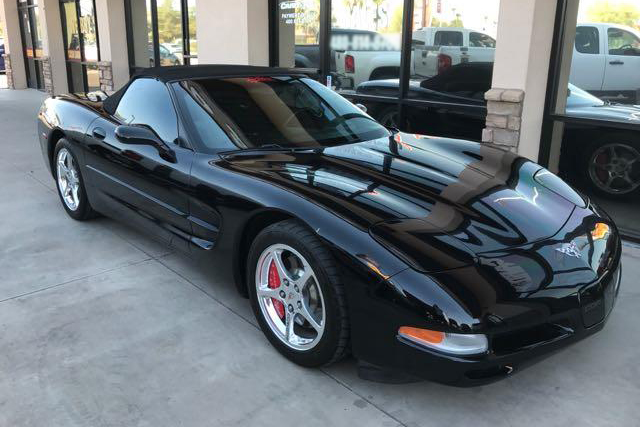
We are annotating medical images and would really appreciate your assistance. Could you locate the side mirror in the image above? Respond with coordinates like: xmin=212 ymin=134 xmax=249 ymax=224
xmin=115 ymin=125 xmax=176 ymax=163
xmin=355 ymin=103 xmax=367 ymax=113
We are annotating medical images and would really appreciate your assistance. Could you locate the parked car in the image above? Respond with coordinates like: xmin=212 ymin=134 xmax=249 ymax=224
xmin=294 ymin=28 xmax=384 ymax=70
xmin=37 ymin=65 xmax=621 ymax=386
xmin=355 ymin=62 xmax=640 ymax=198
xmin=334 ymin=27 xmax=496 ymax=90
xmin=572 ymin=23 xmax=640 ymax=103
xmin=147 ymin=44 xmax=181 ymax=67
xmin=0 ymin=38 xmax=5 ymax=73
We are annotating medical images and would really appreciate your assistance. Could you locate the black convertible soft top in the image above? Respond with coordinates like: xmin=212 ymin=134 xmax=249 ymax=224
xmin=103 ymin=64 xmax=316 ymax=115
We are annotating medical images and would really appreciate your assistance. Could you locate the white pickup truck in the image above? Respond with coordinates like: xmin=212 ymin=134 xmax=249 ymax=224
xmin=571 ymin=23 xmax=640 ymax=103
xmin=334 ymin=27 xmax=496 ymax=90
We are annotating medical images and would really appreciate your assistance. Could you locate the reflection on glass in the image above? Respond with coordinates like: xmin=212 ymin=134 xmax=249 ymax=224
xmin=187 ymin=0 xmax=197 ymax=64
xmin=20 ymin=8 xmax=34 ymax=58
xmin=79 ymin=0 xmax=98 ymax=61
xmin=31 ymin=6 xmax=43 ymax=58
xmin=331 ymin=0 xmax=404 ymax=93
xmin=129 ymin=0 xmax=154 ymax=67
xmin=277 ymin=0 xmax=320 ymax=68
xmin=86 ymin=64 xmax=100 ymax=91
xmin=63 ymin=1 xmax=81 ymax=60
xmin=69 ymin=61 xmax=85 ymax=93
xmin=157 ymin=0 xmax=183 ymax=65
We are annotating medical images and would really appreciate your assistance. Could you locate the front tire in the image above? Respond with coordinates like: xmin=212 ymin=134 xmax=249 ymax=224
xmin=53 ymin=139 xmax=96 ymax=220
xmin=247 ymin=220 xmax=349 ymax=367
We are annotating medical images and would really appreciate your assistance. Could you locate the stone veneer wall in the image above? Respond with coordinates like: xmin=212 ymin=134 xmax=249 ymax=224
xmin=481 ymin=88 xmax=525 ymax=151
xmin=41 ymin=57 xmax=54 ymax=94
xmin=3 ymin=54 xmax=15 ymax=89
xmin=98 ymin=61 xmax=114 ymax=94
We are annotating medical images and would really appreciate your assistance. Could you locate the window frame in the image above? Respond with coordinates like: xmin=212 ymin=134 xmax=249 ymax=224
xmin=59 ymin=0 xmax=101 ymax=93
xmin=607 ymin=27 xmax=640 ymax=55
xmin=112 ymin=77 xmax=183 ymax=146
xmin=124 ymin=0 xmax=198 ymax=76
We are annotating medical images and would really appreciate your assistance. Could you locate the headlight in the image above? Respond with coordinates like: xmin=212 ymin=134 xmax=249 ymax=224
xmin=398 ymin=326 xmax=488 ymax=356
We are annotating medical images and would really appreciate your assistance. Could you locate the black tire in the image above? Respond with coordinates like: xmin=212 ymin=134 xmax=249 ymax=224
xmin=247 ymin=219 xmax=349 ymax=367
xmin=578 ymin=133 xmax=640 ymax=200
xmin=53 ymin=138 xmax=97 ymax=220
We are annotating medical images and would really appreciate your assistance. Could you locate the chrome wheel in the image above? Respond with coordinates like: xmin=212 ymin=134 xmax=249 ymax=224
xmin=255 ymin=244 xmax=325 ymax=351
xmin=56 ymin=148 xmax=81 ymax=211
xmin=589 ymin=143 xmax=640 ymax=195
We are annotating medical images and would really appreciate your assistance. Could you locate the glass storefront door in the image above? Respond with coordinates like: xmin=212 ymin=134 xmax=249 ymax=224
xmin=17 ymin=0 xmax=45 ymax=90
xmin=543 ymin=0 xmax=640 ymax=239
xmin=125 ymin=0 xmax=198 ymax=73
xmin=60 ymin=0 xmax=100 ymax=93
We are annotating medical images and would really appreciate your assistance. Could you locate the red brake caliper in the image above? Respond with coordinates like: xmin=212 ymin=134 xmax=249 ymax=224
xmin=268 ymin=260 xmax=285 ymax=319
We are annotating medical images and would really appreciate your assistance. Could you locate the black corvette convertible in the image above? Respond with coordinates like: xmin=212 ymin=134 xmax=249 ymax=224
xmin=37 ymin=65 xmax=621 ymax=386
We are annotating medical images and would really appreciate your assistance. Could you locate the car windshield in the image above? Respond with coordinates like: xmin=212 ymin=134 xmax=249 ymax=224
xmin=175 ymin=76 xmax=390 ymax=150
xmin=566 ymin=83 xmax=605 ymax=108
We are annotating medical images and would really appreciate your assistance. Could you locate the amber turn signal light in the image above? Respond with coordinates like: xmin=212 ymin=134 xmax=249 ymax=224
xmin=398 ymin=326 xmax=444 ymax=344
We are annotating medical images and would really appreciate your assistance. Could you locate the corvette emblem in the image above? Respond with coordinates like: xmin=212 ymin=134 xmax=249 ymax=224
xmin=555 ymin=242 xmax=582 ymax=258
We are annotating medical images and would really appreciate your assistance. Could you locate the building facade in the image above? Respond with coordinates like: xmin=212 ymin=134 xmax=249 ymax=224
xmin=1 ymin=0 xmax=639 ymax=237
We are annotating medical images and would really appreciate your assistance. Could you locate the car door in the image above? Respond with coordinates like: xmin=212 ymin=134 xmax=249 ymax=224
xmin=603 ymin=26 xmax=640 ymax=99
xmin=569 ymin=25 xmax=606 ymax=92
xmin=83 ymin=78 xmax=194 ymax=251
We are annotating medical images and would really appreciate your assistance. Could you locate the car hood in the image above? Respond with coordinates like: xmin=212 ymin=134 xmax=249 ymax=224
xmin=567 ymin=102 xmax=640 ymax=122
xmin=222 ymin=134 xmax=578 ymax=271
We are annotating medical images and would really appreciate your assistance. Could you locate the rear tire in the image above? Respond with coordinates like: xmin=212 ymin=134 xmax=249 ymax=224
xmin=53 ymin=139 xmax=97 ymax=220
xmin=247 ymin=220 xmax=349 ymax=367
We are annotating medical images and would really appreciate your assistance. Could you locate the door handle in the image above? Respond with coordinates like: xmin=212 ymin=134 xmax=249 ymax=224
xmin=609 ymin=60 xmax=624 ymax=65
xmin=92 ymin=127 xmax=106 ymax=139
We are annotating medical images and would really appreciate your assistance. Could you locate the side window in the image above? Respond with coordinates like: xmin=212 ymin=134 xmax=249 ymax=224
xmin=114 ymin=78 xmax=179 ymax=143
xmin=607 ymin=28 xmax=640 ymax=55
xmin=434 ymin=31 xmax=463 ymax=47
xmin=171 ymin=81 xmax=234 ymax=152
xmin=575 ymin=26 xmax=599 ymax=54
xmin=469 ymin=32 xmax=496 ymax=48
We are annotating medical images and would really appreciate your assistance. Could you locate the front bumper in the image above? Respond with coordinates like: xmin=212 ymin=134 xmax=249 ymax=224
xmin=386 ymin=264 xmax=621 ymax=386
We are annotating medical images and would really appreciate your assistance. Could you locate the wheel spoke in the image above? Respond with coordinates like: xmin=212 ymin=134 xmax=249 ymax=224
xmin=272 ymin=249 xmax=294 ymax=283
xmin=257 ymin=286 xmax=282 ymax=300
xmin=285 ymin=311 xmax=295 ymax=342
xmin=299 ymin=301 xmax=323 ymax=332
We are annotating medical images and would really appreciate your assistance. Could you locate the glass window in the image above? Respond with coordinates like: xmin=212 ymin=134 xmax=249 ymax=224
xmin=62 ymin=1 xmax=81 ymax=60
xmin=575 ymin=26 xmax=599 ymax=54
xmin=157 ymin=0 xmax=183 ymax=65
xmin=127 ymin=0 xmax=154 ymax=68
xmin=434 ymin=30 xmax=463 ymax=46
xmin=68 ymin=61 xmax=85 ymax=92
xmin=549 ymin=0 xmax=640 ymax=238
xmin=276 ymin=0 xmax=321 ymax=68
xmin=114 ymin=78 xmax=179 ymax=143
xmin=331 ymin=0 xmax=404 ymax=94
xmin=186 ymin=0 xmax=197 ymax=64
xmin=85 ymin=64 xmax=100 ymax=91
xmin=469 ymin=32 xmax=496 ymax=48
xmin=176 ymin=76 xmax=390 ymax=150
xmin=171 ymin=81 xmax=235 ymax=151
xmin=607 ymin=27 xmax=640 ymax=56
xmin=78 ymin=0 xmax=98 ymax=62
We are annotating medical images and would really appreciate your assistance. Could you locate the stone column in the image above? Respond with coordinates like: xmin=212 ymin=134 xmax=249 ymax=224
xmin=3 ymin=54 xmax=15 ymax=89
xmin=94 ymin=0 xmax=129 ymax=90
xmin=482 ymin=0 xmax=558 ymax=162
xmin=0 ymin=0 xmax=28 ymax=89
xmin=40 ymin=0 xmax=69 ymax=94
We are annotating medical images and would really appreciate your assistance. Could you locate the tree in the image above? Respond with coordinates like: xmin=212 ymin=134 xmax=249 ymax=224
xmin=372 ymin=0 xmax=387 ymax=31
xmin=587 ymin=1 xmax=640 ymax=30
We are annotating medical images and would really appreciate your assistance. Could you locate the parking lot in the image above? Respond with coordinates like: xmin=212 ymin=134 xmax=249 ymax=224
xmin=1 ymin=88 xmax=639 ymax=427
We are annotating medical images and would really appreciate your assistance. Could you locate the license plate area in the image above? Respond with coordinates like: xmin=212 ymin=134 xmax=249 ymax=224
xmin=580 ymin=266 xmax=620 ymax=328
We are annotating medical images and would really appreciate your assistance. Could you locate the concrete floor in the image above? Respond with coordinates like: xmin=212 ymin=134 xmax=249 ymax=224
xmin=1 ymin=88 xmax=639 ymax=427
